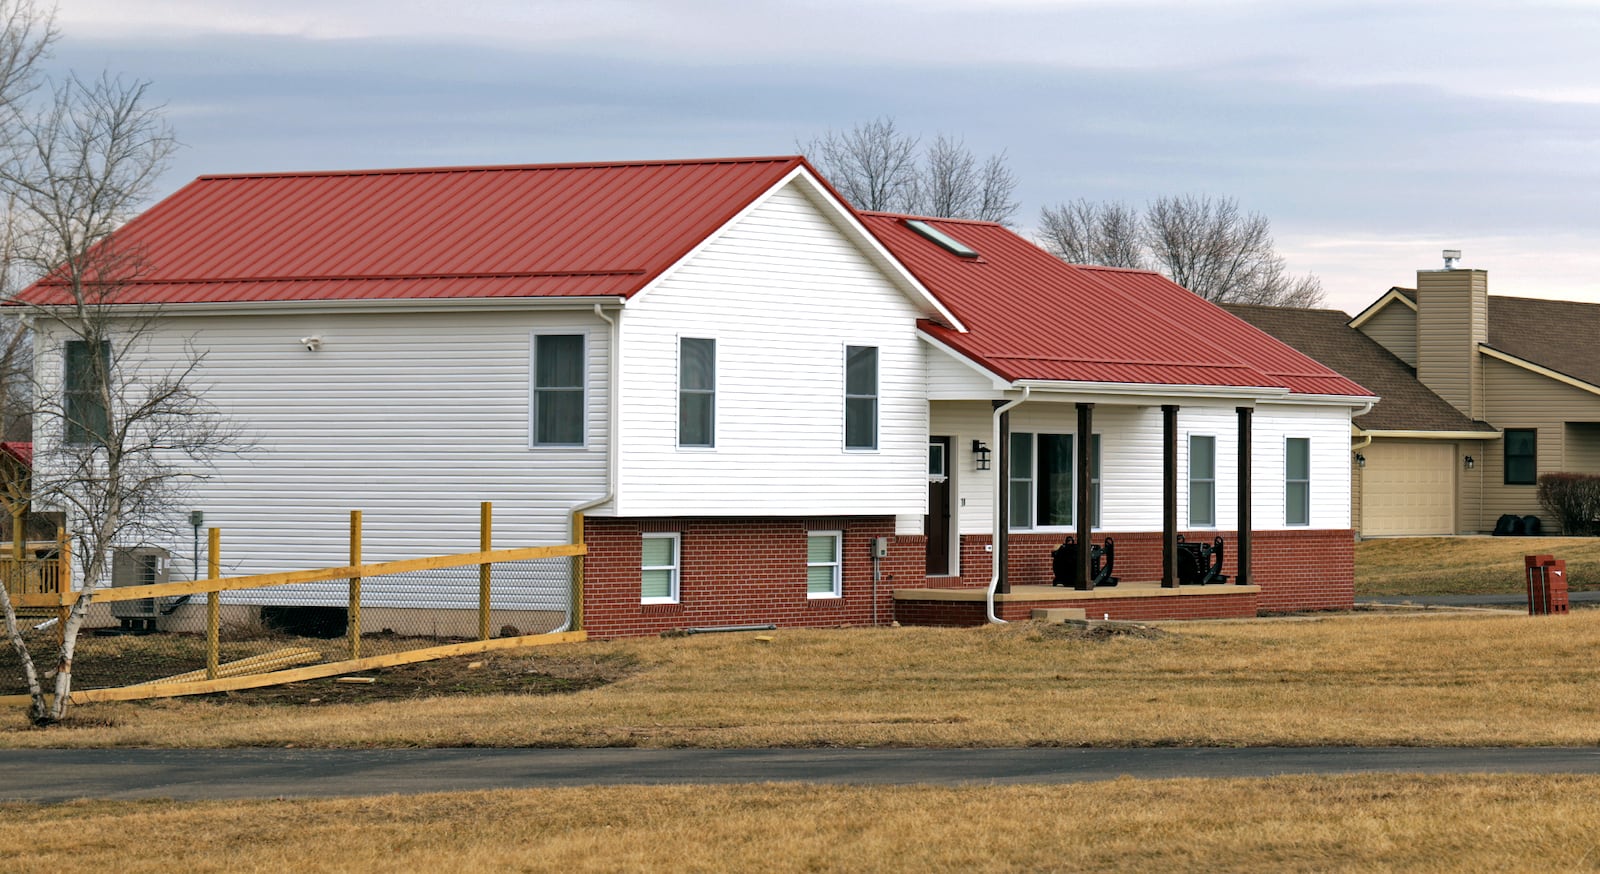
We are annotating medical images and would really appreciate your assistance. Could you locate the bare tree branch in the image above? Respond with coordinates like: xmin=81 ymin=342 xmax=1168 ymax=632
xmin=802 ymin=119 xmax=1020 ymax=225
xmin=1037 ymin=194 xmax=1324 ymax=307
xmin=0 ymin=59 xmax=241 ymax=724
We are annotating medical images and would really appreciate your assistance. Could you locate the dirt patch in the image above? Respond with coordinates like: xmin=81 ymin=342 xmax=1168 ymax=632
xmin=1006 ymin=619 xmax=1174 ymax=642
xmin=195 ymin=649 xmax=642 ymax=707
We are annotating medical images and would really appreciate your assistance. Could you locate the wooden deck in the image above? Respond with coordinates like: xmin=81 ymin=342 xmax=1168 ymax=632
xmin=893 ymin=582 xmax=1262 ymax=625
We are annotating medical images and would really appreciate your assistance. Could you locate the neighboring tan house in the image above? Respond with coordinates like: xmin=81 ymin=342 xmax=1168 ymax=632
xmin=1229 ymin=253 xmax=1600 ymax=536
xmin=19 ymin=156 xmax=1372 ymax=636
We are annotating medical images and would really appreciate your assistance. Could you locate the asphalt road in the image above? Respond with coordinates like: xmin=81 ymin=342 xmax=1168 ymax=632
xmin=6 ymin=747 xmax=1600 ymax=803
xmin=1358 ymin=591 xmax=1600 ymax=608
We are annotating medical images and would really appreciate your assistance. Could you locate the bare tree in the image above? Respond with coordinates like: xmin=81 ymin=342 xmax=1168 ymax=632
xmin=801 ymin=119 xmax=1020 ymax=225
xmin=1038 ymin=198 xmax=1146 ymax=269
xmin=1036 ymin=194 xmax=1324 ymax=307
xmin=0 ymin=68 xmax=236 ymax=724
xmin=801 ymin=117 xmax=920 ymax=213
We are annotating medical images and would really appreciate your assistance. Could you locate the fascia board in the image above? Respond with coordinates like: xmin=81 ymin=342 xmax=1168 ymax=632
xmin=628 ymin=167 xmax=967 ymax=333
xmin=917 ymin=329 xmax=1010 ymax=390
xmin=1355 ymin=428 xmax=1502 ymax=440
xmin=1255 ymin=393 xmax=1380 ymax=408
xmin=1348 ymin=287 xmax=1417 ymax=329
xmin=17 ymin=296 xmax=626 ymax=319
xmin=1011 ymin=379 xmax=1289 ymax=403
xmin=1478 ymin=345 xmax=1600 ymax=399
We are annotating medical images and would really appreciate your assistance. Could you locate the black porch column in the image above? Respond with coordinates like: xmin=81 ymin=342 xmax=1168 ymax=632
xmin=1236 ymin=405 xmax=1253 ymax=587
xmin=1075 ymin=402 xmax=1094 ymax=591
xmin=1162 ymin=404 xmax=1179 ymax=588
xmin=996 ymin=402 xmax=1011 ymax=595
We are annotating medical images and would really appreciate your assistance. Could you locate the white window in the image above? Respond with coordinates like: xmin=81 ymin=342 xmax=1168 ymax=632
xmin=844 ymin=346 xmax=877 ymax=450
xmin=1008 ymin=432 xmax=1101 ymax=530
xmin=1189 ymin=434 xmax=1216 ymax=527
xmin=640 ymin=533 xmax=679 ymax=604
xmin=1286 ymin=437 xmax=1310 ymax=526
xmin=806 ymin=531 xmax=842 ymax=598
xmin=679 ymin=337 xmax=715 ymax=448
xmin=64 ymin=339 xmax=110 ymax=446
xmin=533 ymin=334 xmax=584 ymax=446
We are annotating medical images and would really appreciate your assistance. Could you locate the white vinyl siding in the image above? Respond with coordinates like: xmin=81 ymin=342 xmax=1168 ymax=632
xmin=933 ymin=400 xmax=1352 ymax=537
xmin=806 ymin=531 xmax=841 ymax=597
xmin=640 ymin=533 xmax=680 ymax=604
xmin=32 ymin=309 xmax=611 ymax=604
xmin=615 ymin=181 xmax=928 ymax=518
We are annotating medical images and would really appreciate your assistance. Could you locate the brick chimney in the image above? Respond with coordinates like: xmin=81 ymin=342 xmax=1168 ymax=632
xmin=1415 ymin=249 xmax=1487 ymax=420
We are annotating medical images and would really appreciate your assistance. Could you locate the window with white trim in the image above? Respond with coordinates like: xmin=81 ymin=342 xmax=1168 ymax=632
xmin=844 ymin=346 xmax=877 ymax=450
xmin=533 ymin=334 xmax=584 ymax=446
xmin=1008 ymin=432 xmax=1101 ymax=530
xmin=806 ymin=531 xmax=842 ymax=598
xmin=1285 ymin=437 xmax=1310 ymax=526
xmin=640 ymin=533 xmax=679 ymax=604
xmin=679 ymin=337 xmax=715 ymax=448
xmin=1189 ymin=434 xmax=1216 ymax=527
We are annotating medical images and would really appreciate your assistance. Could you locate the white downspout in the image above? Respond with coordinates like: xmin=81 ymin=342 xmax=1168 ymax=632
xmin=986 ymin=386 xmax=1030 ymax=624
xmin=563 ymin=303 xmax=620 ymax=632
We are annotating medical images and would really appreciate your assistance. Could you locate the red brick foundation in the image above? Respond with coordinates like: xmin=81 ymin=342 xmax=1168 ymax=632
xmin=582 ymin=516 xmax=925 ymax=639
xmin=582 ymin=519 xmax=1352 ymax=637
xmin=895 ymin=590 xmax=1260 ymax=627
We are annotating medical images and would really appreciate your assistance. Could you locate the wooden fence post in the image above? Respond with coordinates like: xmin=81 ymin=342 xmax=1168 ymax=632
xmin=479 ymin=502 xmax=492 ymax=641
xmin=349 ymin=511 xmax=362 ymax=660
xmin=207 ymin=528 xmax=220 ymax=680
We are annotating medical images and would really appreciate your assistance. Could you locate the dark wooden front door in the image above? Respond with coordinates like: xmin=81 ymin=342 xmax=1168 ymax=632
xmin=926 ymin=436 xmax=952 ymax=575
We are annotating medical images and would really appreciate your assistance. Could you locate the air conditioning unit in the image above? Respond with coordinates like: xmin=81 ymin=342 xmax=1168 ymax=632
xmin=111 ymin=547 xmax=170 ymax=633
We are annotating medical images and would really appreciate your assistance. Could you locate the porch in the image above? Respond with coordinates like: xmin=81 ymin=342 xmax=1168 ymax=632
xmin=893 ymin=581 xmax=1261 ymax=626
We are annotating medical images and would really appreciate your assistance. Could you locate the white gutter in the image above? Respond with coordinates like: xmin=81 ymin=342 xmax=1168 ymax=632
xmin=986 ymin=386 xmax=1030 ymax=624
xmin=564 ymin=302 xmax=621 ymax=632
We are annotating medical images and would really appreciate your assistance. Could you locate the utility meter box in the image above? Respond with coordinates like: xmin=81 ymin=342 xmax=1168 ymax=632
xmin=871 ymin=537 xmax=890 ymax=559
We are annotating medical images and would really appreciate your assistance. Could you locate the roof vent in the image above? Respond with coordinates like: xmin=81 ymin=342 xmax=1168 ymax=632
xmin=905 ymin=219 xmax=978 ymax=258
xmin=1442 ymin=249 xmax=1461 ymax=269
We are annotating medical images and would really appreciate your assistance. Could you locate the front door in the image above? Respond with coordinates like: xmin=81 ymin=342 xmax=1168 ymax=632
xmin=926 ymin=436 xmax=953 ymax=575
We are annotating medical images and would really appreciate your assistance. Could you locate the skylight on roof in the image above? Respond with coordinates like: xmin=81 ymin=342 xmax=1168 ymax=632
xmin=904 ymin=219 xmax=978 ymax=258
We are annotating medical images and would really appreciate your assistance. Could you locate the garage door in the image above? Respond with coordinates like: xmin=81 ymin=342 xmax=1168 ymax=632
xmin=1361 ymin=440 xmax=1456 ymax=535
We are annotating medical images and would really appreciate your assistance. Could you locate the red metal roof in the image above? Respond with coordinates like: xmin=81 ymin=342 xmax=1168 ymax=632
xmin=17 ymin=157 xmax=809 ymax=305
xmin=0 ymin=441 xmax=30 ymax=467
xmin=858 ymin=212 xmax=1372 ymax=398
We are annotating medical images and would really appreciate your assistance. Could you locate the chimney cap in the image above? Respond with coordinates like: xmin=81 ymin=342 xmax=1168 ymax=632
xmin=1442 ymin=249 xmax=1462 ymax=269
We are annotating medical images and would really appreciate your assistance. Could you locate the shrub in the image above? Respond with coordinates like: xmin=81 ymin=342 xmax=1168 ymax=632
xmin=1536 ymin=473 xmax=1600 ymax=535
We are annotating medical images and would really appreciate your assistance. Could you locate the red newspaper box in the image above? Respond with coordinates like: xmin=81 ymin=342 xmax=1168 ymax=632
xmin=1526 ymin=555 xmax=1570 ymax=615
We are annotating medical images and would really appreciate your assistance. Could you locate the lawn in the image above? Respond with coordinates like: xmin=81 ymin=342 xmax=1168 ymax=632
xmin=1355 ymin=535 xmax=1600 ymax=595
xmin=5 ymin=611 xmax=1600 ymax=748
xmin=5 ymin=776 xmax=1599 ymax=872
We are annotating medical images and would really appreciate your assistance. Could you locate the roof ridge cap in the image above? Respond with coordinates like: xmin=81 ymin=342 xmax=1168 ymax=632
xmin=197 ymin=155 xmax=805 ymax=182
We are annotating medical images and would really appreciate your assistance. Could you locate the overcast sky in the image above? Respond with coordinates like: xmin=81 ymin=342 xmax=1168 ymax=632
xmin=48 ymin=0 xmax=1600 ymax=314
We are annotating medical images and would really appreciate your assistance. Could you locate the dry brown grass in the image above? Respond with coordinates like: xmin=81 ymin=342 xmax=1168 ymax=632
xmin=6 ymin=611 xmax=1600 ymax=748
xmin=5 ymin=776 xmax=1600 ymax=872
xmin=1357 ymin=535 xmax=1600 ymax=595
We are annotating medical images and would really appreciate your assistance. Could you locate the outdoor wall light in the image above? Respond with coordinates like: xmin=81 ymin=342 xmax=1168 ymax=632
xmin=1464 ymin=455 xmax=1475 ymax=470
xmin=1355 ymin=453 xmax=1366 ymax=469
xmin=972 ymin=439 xmax=991 ymax=471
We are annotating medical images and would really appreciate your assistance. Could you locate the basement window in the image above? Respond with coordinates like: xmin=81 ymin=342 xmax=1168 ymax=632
xmin=904 ymin=219 xmax=978 ymax=258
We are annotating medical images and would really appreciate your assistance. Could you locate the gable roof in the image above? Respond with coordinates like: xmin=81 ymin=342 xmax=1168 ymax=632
xmin=1222 ymin=303 xmax=1493 ymax=434
xmin=857 ymin=212 xmax=1372 ymax=399
xmin=18 ymin=157 xmax=820 ymax=306
xmin=1486 ymin=295 xmax=1600 ymax=390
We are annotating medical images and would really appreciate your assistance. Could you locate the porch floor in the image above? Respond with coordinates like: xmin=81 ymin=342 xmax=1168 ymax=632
xmin=892 ymin=582 xmax=1262 ymax=625
xmin=894 ymin=582 xmax=1258 ymax=602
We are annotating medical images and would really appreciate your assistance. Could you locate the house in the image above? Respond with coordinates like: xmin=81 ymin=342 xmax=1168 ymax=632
xmin=18 ymin=157 xmax=1373 ymax=637
xmin=1228 ymin=253 xmax=1600 ymax=536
